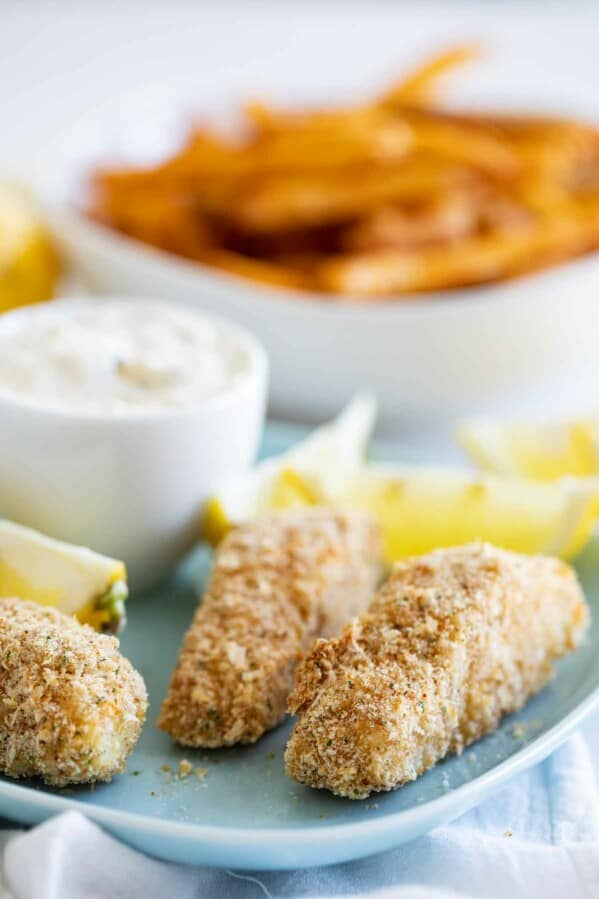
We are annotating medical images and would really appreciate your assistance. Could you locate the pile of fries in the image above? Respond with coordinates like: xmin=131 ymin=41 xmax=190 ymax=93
xmin=87 ymin=47 xmax=599 ymax=298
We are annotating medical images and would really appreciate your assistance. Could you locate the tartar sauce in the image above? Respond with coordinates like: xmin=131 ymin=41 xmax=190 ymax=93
xmin=0 ymin=300 xmax=253 ymax=414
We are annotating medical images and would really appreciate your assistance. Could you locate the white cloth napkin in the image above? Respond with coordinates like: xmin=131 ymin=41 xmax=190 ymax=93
xmin=1 ymin=735 xmax=598 ymax=899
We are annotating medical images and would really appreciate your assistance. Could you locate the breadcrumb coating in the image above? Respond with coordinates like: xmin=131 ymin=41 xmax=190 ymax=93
xmin=158 ymin=509 xmax=381 ymax=747
xmin=0 ymin=598 xmax=147 ymax=787
xmin=285 ymin=543 xmax=589 ymax=798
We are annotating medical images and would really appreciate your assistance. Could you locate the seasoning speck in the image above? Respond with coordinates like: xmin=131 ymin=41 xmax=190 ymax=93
xmin=178 ymin=759 xmax=193 ymax=779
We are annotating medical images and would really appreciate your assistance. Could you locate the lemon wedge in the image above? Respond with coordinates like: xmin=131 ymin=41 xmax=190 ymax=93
xmin=203 ymin=393 xmax=377 ymax=543
xmin=344 ymin=464 xmax=598 ymax=562
xmin=0 ymin=520 xmax=128 ymax=632
xmin=459 ymin=418 xmax=599 ymax=479
xmin=0 ymin=185 xmax=61 ymax=313
xmin=206 ymin=398 xmax=598 ymax=562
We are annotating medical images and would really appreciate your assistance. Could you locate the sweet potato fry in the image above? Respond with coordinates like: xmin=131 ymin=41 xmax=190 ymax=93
xmin=341 ymin=192 xmax=478 ymax=252
xmin=380 ymin=44 xmax=481 ymax=107
xmin=406 ymin=112 xmax=519 ymax=178
xmin=319 ymin=210 xmax=599 ymax=296
xmin=231 ymin=160 xmax=470 ymax=232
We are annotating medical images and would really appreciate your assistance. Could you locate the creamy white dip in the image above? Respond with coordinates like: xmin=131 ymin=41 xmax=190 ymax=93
xmin=0 ymin=299 xmax=253 ymax=414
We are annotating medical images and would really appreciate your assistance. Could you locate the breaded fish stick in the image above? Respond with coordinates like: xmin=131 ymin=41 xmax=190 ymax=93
xmin=0 ymin=598 xmax=147 ymax=786
xmin=286 ymin=543 xmax=589 ymax=798
xmin=159 ymin=510 xmax=381 ymax=747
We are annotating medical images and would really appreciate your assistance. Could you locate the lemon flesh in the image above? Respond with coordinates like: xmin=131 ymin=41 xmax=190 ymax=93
xmin=344 ymin=464 xmax=599 ymax=562
xmin=217 ymin=462 xmax=596 ymax=562
xmin=0 ymin=185 xmax=60 ymax=313
xmin=0 ymin=520 xmax=128 ymax=632
xmin=458 ymin=418 xmax=599 ymax=480
xmin=206 ymin=398 xmax=598 ymax=563
xmin=204 ymin=393 xmax=376 ymax=543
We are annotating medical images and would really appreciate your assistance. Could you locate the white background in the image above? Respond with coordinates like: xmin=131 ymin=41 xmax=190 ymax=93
xmin=2 ymin=0 xmax=599 ymax=763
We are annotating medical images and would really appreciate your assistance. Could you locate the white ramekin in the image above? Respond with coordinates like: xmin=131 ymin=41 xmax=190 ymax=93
xmin=0 ymin=297 xmax=268 ymax=588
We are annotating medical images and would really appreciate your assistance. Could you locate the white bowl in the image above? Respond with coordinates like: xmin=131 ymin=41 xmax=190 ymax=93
xmin=0 ymin=298 xmax=268 ymax=588
xmin=34 ymin=66 xmax=599 ymax=433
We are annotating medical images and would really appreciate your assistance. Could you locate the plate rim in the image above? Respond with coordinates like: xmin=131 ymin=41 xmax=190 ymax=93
xmin=1 ymin=675 xmax=597 ymax=853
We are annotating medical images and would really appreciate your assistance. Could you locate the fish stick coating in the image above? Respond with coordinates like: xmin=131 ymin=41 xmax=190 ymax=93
xmin=0 ymin=598 xmax=147 ymax=787
xmin=158 ymin=509 xmax=381 ymax=747
xmin=285 ymin=543 xmax=589 ymax=798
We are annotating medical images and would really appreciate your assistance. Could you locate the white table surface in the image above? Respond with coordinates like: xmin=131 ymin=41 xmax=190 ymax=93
xmin=2 ymin=0 xmax=598 ymax=771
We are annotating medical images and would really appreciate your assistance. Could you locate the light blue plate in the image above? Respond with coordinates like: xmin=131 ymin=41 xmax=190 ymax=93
xmin=0 ymin=422 xmax=598 ymax=870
